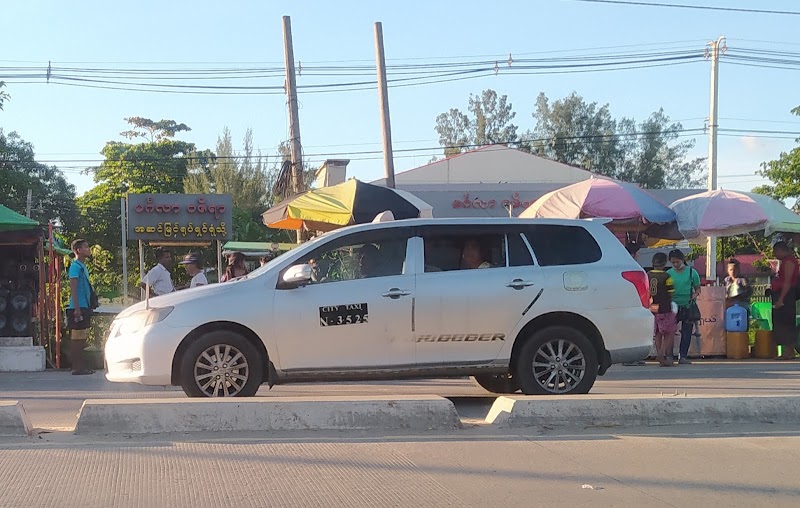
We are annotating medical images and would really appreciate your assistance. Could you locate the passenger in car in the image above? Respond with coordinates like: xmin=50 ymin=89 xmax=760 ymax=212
xmin=358 ymin=244 xmax=382 ymax=278
xmin=461 ymin=238 xmax=493 ymax=269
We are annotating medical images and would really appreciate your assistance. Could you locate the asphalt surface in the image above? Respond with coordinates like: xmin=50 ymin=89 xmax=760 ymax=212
xmin=2 ymin=361 xmax=800 ymax=507
xmin=1 ymin=424 xmax=799 ymax=507
xmin=1 ymin=360 xmax=799 ymax=430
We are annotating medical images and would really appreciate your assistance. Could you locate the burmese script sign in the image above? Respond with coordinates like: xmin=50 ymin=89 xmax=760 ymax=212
xmin=127 ymin=194 xmax=233 ymax=242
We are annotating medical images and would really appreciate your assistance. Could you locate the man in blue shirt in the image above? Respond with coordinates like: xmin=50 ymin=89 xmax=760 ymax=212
xmin=66 ymin=239 xmax=94 ymax=375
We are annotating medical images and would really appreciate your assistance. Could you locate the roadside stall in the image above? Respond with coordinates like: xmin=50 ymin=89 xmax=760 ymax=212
xmin=0 ymin=205 xmax=48 ymax=370
xmin=262 ymin=179 xmax=433 ymax=233
xmin=669 ymin=189 xmax=800 ymax=358
xmin=519 ymin=177 xmax=682 ymax=250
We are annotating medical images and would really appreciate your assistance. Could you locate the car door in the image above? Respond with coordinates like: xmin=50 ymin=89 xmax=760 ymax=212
xmin=413 ymin=225 xmax=542 ymax=366
xmin=272 ymin=227 xmax=416 ymax=371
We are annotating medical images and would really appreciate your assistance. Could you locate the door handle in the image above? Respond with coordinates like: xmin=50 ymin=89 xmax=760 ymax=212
xmin=506 ymin=279 xmax=535 ymax=290
xmin=382 ymin=288 xmax=411 ymax=299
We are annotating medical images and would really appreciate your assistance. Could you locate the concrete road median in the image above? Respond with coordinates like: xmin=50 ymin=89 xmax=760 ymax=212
xmin=486 ymin=394 xmax=800 ymax=427
xmin=0 ymin=401 xmax=32 ymax=436
xmin=74 ymin=395 xmax=462 ymax=435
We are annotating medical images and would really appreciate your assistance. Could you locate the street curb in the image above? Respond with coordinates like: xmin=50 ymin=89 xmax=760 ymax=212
xmin=74 ymin=396 xmax=462 ymax=435
xmin=0 ymin=401 xmax=33 ymax=436
xmin=486 ymin=394 xmax=800 ymax=427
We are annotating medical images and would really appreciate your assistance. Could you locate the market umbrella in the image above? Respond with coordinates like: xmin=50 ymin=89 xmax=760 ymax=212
xmin=670 ymin=189 xmax=800 ymax=240
xmin=262 ymin=179 xmax=431 ymax=231
xmin=519 ymin=178 xmax=679 ymax=236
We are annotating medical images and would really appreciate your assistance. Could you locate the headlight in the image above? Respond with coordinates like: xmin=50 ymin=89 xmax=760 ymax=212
xmin=116 ymin=306 xmax=174 ymax=336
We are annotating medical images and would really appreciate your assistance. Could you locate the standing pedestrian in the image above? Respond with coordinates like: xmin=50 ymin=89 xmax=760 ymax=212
xmin=66 ymin=239 xmax=95 ymax=375
xmin=220 ymin=251 xmax=248 ymax=282
xmin=178 ymin=253 xmax=207 ymax=289
xmin=649 ymin=253 xmax=676 ymax=367
xmin=140 ymin=248 xmax=175 ymax=296
xmin=668 ymin=249 xmax=701 ymax=365
xmin=770 ymin=242 xmax=798 ymax=360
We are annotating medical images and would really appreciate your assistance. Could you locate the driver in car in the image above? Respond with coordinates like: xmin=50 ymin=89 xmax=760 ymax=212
xmin=358 ymin=244 xmax=382 ymax=278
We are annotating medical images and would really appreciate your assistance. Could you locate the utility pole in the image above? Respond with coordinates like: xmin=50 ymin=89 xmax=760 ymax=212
xmin=374 ymin=22 xmax=396 ymax=189
xmin=706 ymin=36 xmax=725 ymax=283
xmin=121 ymin=197 xmax=128 ymax=303
xmin=282 ymin=16 xmax=303 ymax=196
xmin=25 ymin=189 xmax=32 ymax=218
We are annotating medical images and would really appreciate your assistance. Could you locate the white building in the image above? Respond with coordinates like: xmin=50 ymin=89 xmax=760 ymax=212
xmin=315 ymin=144 xmax=702 ymax=218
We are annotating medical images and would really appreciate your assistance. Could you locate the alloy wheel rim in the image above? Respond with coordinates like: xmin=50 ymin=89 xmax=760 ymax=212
xmin=194 ymin=344 xmax=249 ymax=397
xmin=532 ymin=338 xmax=586 ymax=394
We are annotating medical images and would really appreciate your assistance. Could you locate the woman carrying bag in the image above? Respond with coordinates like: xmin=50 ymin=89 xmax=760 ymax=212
xmin=668 ymin=249 xmax=701 ymax=365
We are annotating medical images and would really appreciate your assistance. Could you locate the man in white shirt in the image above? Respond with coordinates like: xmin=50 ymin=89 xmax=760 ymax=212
xmin=140 ymin=248 xmax=175 ymax=296
xmin=179 ymin=253 xmax=208 ymax=289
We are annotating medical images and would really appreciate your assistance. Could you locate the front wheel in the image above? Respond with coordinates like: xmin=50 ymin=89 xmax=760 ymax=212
xmin=179 ymin=330 xmax=263 ymax=397
xmin=472 ymin=374 xmax=520 ymax=394
xmin=515 ymin=326 xmax=598 ymax=395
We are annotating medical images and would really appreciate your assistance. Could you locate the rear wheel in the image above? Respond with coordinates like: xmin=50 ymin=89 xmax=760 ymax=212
xmin=179 ymin=330 xmax=263 ymax=397
xmin=515 ymin=326 xmax=597 ymax=395
xmin=472 ymin=374 xmax=520 ymax=394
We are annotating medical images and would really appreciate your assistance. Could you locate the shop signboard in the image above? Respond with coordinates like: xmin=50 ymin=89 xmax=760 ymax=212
xmin=127 ymin=194 xmax=233 ymax=242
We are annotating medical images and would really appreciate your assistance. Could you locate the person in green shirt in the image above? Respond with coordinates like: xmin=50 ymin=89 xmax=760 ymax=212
xmin=667 ymin=249 xmax=701 ymax=365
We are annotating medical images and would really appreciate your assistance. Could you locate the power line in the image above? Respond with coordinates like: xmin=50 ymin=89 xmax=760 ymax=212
xmin=567 ymin=0 xmax=800 ymax=16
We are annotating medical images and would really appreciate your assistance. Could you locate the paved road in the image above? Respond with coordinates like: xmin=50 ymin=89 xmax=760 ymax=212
xmin=1 ymin=360 xmax=799 ymax=430
xmin=1 ymin=424 xmax=798 ymax=507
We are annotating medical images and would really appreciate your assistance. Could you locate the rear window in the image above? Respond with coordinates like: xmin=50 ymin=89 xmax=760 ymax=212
xmin=524 ymin=225 xmax=602 ymax=266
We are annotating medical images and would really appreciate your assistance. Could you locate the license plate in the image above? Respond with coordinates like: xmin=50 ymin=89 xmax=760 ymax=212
xmin=319 ymin=303 xmax=369 ymax=327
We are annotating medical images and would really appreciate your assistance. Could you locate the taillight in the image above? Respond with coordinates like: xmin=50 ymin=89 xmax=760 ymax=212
xmin=622 ymin=271 xmax=650 ymax=308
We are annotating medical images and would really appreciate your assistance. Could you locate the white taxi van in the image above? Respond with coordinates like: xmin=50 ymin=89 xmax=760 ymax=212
xmin=105 ymin=218 xmax=653 ymax=397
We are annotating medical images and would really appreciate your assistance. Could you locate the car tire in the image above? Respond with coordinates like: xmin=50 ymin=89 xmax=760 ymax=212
xmin=472 ymin=374 xmax=520 ymax=394
xmin=179 ymin=330 xmax=263 ymax=398
xmin=515 ymin=326 xmax=598 ymax=395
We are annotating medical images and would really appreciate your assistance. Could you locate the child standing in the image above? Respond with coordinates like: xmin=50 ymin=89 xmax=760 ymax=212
xmin=649 ymin=253 xmax=677 ymax=367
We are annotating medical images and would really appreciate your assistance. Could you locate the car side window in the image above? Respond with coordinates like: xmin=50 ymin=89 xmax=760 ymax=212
xmin=298 ymin=232 xmax=408 ymax=284
xmin=507 ymin=233 xmax=534 ymax=267
xmin=423 ymin=233 xmax=506 ymax=272
xmin=524 ymin=225 xmax=601 ymax=266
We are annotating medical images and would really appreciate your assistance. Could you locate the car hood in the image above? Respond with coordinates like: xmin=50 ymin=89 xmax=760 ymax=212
xmin=115 ymin=281 xmax=238 ymax=319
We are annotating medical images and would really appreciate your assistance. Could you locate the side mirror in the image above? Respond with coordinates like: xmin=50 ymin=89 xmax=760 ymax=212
xmin=280 ymin=264 xmax=312 ymax=289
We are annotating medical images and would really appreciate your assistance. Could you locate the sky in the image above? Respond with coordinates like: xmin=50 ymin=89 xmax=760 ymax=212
xmin=1 ymin=0 xmax=799 ymax=197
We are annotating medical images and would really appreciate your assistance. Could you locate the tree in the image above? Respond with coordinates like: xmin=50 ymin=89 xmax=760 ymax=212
xmin=78 ymin=117 xmax=195 ymax=252
xmin=435 ymin=89 xmax=519 ymax=156
xmin=614 ymin=109 xmax=705 ymax=189
xmin=184 ymin=127 xmax=268 ymax=210
xmin=755 ymin=106 xmax=800 ymax=205
xmin=0 ymin=129 xmax=79 ymax=231
xmin=0 ymin=82 xmax=9 ymax=111
xmin=120 ymin=117 xmax=191 ymax=142
xmin=436 ymin=90 xmax=705 ymax=188
xmin=528 ymin=92 xmax=619 ymax=177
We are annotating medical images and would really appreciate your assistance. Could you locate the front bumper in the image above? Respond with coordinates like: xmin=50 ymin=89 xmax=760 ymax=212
xmin=104 ymin=322 xmax=192 ymax=386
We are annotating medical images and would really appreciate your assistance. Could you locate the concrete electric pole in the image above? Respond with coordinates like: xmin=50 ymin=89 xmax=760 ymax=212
xmin=282 ymin=16 xmax=304 ymax=196
xmin=374 ymin=22 xmax=396 ymax=189
xmin=705 ymin=36 xmax=725 ymax=283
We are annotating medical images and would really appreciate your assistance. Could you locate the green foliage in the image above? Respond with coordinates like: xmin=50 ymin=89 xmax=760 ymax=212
xmin=0 ymin=129 xmax=79 ymax=231
xmin=184 ymin=127 xmax=267 ymax=210
xmin=756 ymin=106 xmax=800 ymax=205
xmin=435 ymin=89 xmax=706 ymax=189
xmin=435 ymin=90 xmax=518 ymax=157
xmin=120 ymin=117 xmax=191 ymax=142
xmin=529 ymin=92 xmax=705 ymax=189
xmin=0 ymin=82 xmax=9 ymax=110
xmin=77 ymin=117 xmax=195 ymax=251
